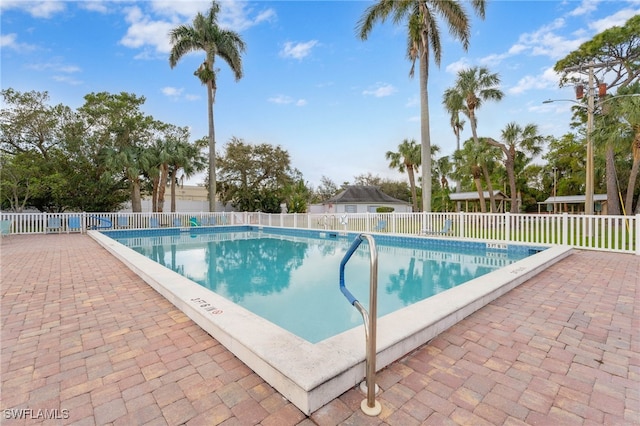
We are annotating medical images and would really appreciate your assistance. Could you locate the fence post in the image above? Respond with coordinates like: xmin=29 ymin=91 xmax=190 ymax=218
xmin=504 ymin=212 xmax=511 ymax=243
xmin=391 ymin=212 xmax=396 ymax=234
xmin=636 ymin=215 xmax=640 ymax=256
xmin=562 ymin=213 xmax=569 ymax=245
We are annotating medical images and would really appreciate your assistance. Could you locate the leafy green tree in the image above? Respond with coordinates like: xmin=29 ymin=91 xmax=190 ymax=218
xmin=554 ymin=15 xmax=639 ymax=90
xmin=217 ymin=137 xmax=298 ymax=212
xmin=282 ymin=178 xmax=310 ymax=213
xmin=543 ymin=134 xmax=587 ymax=198
xmin=485 ymin=123 xmax=544 ymax=213
xmin=379 ymin=180 xmax=411 ymax=204
xmin=312 ymin=175 xmax=339 ymax=203
xmin=612 ymin=85 xmax=640 ymax=213
xmin=169 ymin=1 xmax=246 ymax=212
xmin=433 ymin=154 xmax=453 ymax=212
xmin=1 ymin=89 xmax=129 ymax=211
xmin=0 ymin=88 xmax=72 ymax=158
xmin=386 ymin=138 xmax=421 ymax=212
xmin=357 ymin=0 xmax=486 ymax=212
xmin=453 ymin=138 xmax=501 ymax=212
xmin=443 ymin=66 xmax=504 ymax=211
xmin=352 ymin=173 xmax=382 ymax=187
xmin=78 ymin=92 xmax=156 ymax=212
xmin=0 ymin=152 xmax=46 ymax=211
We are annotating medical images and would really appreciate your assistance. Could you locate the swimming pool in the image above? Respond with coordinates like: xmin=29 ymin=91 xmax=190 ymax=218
xmin=90 ymin=225 xmax=573 ymax=414
xmin=105 ymin=227 xmax=538 ymax=343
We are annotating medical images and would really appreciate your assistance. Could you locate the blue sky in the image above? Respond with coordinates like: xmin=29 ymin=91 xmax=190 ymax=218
xmin=2 ymin=1 xmax=639 ymax=189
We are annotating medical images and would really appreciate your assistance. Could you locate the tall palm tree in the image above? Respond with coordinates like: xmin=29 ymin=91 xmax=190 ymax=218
xmin=485 ymin=123 xmax=543 ymax=213
xmin=169 ymin=1 xmax=246 ymax=212
xmin=445 ymin=66 xmax=503 ymax=211
xmin=442 ymin=88 xmax=466 ymax=209
xmin=386 ymin=138 xmax=421 ymax=211
xmin=357 ymin=0 xmax=486 ymax=213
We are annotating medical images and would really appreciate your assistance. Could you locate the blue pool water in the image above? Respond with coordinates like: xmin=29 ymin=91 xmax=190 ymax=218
xmin=103 ymin=226 xmax=543 ymax=343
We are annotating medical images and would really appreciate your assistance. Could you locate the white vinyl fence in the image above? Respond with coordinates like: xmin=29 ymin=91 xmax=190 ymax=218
xmin=1 ymin=211 xmax=638 ymax=255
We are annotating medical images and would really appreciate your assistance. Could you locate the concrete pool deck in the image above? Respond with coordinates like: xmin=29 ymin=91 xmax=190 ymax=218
xmin=87 ymin=228 xmax=573 ymax=415
xmin=1 ymin=234 xmax=638 ymax=425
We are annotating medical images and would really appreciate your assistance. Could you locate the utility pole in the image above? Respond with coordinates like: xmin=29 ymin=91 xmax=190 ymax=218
xmin=560 ymin=60 xmax=623 ymax=215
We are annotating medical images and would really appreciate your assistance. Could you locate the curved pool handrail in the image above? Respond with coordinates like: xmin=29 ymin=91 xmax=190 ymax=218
xmin=339 ymin=235 xmax=364 ymax=305
xmin=338 ymin=233 xmax=381 ymax=416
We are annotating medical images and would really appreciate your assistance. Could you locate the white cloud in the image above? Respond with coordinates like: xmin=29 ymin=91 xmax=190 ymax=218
xmin=162 ymin=86 xmax=183 ymax=97
xmin=512 ymin=17 xmax=586 ymax=60
xmin=119 ymin=6 xmax=174 ymax=55
xmin=507 ymin=67 xmax=560 ymax=95
xmin=0 ymin=33 xmax=19 ymax=49
xmin=588 ymin=7 xmax=640 ymax=33
xmin=479 ymin=53 xmax=509 ymax=68
xmin=445 ymin=58 xmax=471 ymax=74
xmin=78 ymin=1 xmax=111 ymax=14
xmin=269 ymin=94 xmax=293 ymax=104
xmin=219 ymin=1 xmax=276 ymax=31
xmin=268 ymin=94 xmax=306 ymax=106
xmin=161 ymin=86 xmax=202 ymax=102
xmin=568 ymin=0 xmax=599 ymax=17
xmin=405 ymin=95 xmax=418 ymax=108
xmin=0 ymin=0 xmax=65 ymax=18
xmin=148 ymin=0 xmax=275 ymax=31
xmin=362 ymin=83 xmax=396 ymax=98
xmin=116 ymin=1 xmax=274 ymax=60
xmin=51 ymin=74 xmax=83 ymax=86
xmin=280 ymin=40 xmax=318 ymax=60
xmin=25 ymin=59 xmax=81 ymax=74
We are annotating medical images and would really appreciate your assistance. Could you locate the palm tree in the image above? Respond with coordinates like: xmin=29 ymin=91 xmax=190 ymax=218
xmin=167 ymin=138 xmax=207 ymax=212
xmin=169 ymin=1 xmax=246 ymax=212
xmin=433 ymin=155 xmax=452 ymax=211
xmin=386 ymin=138 xmax=421 ymax=211
xmin=357 ymin=0 xmax=486 ymax=213
xmin=442 ymin=88 xmax=466 ymax=209
xmin=596 ymin=85 xmax=640 ymax=214
xmin=453 ymin=139 xmax=500 ymax=212
xmin=485 ymin=123 xmax=543 ymax=213
xmin=445 ymin=66 xmax=503 ymax=211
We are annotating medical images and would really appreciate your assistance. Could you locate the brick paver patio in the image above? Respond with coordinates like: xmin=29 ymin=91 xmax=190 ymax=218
xmin=1 ymin=234 xmax=638 ymax=425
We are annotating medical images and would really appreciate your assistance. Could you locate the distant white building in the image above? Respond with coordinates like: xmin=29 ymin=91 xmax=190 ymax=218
xmin=538 ymin=194 xmax=608 ymax=214
xmin=320 ymin=185 xmax=412 ymax=213
xmin=120 ymin=185 xmax=231 ymax=213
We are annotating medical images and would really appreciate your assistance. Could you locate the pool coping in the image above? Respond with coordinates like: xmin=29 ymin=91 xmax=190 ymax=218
xmin=88 ymin=228 xmax=573 ymax=415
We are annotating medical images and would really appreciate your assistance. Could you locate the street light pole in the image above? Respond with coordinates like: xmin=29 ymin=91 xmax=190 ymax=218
xmin=585 ymin=64 xmax=595 ymax=215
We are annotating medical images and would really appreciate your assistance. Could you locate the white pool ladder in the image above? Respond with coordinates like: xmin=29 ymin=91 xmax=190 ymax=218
xmin=339 ymin=233 xmax=381 ymax=416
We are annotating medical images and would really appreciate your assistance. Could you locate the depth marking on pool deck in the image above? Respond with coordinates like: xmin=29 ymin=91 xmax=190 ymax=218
xmin=509 ymin=266 xmax=527 ymax=274
xmin=190 ymin=297 xmax=223 ymax=315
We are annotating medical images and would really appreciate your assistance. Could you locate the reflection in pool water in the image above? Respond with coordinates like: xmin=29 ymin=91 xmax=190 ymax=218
xmin=111 ymin=230 xmax=532 ymax=343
